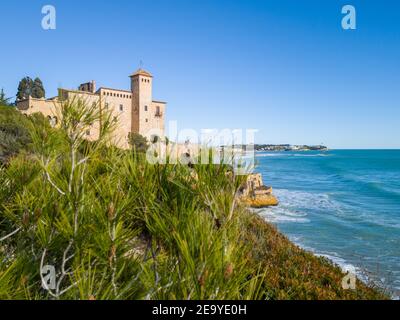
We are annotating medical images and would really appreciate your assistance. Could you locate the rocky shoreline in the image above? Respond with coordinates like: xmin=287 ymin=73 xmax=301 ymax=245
xmin=238 ymin=173 xmax=279 ymax=208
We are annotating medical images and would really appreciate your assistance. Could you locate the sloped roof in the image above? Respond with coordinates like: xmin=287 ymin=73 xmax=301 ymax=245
xmin=130 ymin=68 xmax=153 ymax=78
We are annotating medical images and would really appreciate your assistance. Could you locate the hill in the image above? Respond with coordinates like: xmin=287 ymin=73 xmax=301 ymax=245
xmin=0 ymin=103 xmax=388 ymax=299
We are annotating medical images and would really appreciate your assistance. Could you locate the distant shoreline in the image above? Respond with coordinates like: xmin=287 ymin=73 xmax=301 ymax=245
xmin=254 ymin=144 xmax=328 ymax=152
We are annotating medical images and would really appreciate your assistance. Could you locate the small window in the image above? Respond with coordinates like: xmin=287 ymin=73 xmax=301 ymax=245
xmin=105 ymin=103 xmax=109 ymax=109
xmin=86 ymin=130 xmax=91 ymax=136
xmin=119 ymin=104 xmax=123 ymax=111
xmin=145 ymin=118 xmax=148 ymax=123
xmin=144 ymin=105 xmax=148 ymax=111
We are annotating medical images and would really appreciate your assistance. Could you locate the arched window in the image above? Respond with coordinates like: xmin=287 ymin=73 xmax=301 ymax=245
xmin=144 ymin=105 xmax=148 ymax=111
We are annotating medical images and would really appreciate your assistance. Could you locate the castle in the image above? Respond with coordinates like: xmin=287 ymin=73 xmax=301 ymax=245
xmin=16 ymin=69 xmax=166 ymax=149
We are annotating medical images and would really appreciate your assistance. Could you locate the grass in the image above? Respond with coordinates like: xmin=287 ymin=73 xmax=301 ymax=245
xmin=0 ymin=101 xmax=389 ymax=300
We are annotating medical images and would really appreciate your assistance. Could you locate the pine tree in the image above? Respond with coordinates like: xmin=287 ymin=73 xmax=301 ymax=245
xmin=16 ymin=77 xmax=45 ymax=100
xmin=16 ymin=77 xmax=33 ymax=100
xmin=0 ymin=88 xmax=11 ymax=106
xmin=32 ymin=77 xmax=45 ymax=98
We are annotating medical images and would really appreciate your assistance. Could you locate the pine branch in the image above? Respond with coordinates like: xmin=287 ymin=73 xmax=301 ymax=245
xmin=0 ymin=227 xmax=21 ymax=242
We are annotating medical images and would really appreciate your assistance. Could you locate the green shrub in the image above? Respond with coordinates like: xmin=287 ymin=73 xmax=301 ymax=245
xmin=0 ymin=100 xmax=388 ymax=300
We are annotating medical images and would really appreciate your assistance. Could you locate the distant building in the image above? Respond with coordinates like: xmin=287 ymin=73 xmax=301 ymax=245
xmin=16 ymin=69 xmax=166 ymax=149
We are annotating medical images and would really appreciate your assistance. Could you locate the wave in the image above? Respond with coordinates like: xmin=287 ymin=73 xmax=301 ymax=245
xmin=273 ymin=188 xmax=344 ymax=212
xmin=256 ymin=152 xmax=331 ymax=158
xmin=257 ymin=206 xmax=310 ymax=223
xmin=293 ymin=153 xmax=331 ymax=157
xmin=256 ymin=153 xmax=287 ymax=157
xmin=273 ymin=188 xmax=400 ymax=229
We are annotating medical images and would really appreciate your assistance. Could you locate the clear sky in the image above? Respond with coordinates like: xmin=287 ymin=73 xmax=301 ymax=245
xmin=1 ymin=0 xmax=399 ymax=148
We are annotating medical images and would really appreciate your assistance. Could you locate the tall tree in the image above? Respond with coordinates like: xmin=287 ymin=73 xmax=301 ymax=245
xmin=16 ymin=77 xmax=45 ymax=100
xmin=16 ymin=77 xmax=33 ymax=101
xmin=32 ymin=77 xmax=45 ymax=98
xmin=0 ymin=88 xmax=11 ymax=106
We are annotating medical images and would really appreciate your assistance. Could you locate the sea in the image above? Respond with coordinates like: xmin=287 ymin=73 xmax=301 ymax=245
xmin=255 ymin=149 xmax=400 ymax=298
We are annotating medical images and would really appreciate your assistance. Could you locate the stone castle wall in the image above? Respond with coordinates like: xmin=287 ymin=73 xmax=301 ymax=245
xmin=16 ymin=69 xmax=166 ymax=150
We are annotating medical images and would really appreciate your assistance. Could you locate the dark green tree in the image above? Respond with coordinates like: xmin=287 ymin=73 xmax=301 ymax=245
xmin=16 ymin=77 xmax=45 ymax=100
xmin=0 ymin=88 xmax=11 ymax=106
xmin=32 ymin=77 xmax=45 ymax=98
xmin=128 ymin=132 xmax=148 ymax=153
xmin=16 ymin=77 xmax=33 ymax=101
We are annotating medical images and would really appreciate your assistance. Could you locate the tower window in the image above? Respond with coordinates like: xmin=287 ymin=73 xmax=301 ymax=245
xmin=155 ymin=106 xmax=162 ymax=117
xmin=146 ymin=118 xmax=148 ymax=122
xmin=119 ymin=104 xmax=123 ymax=111
xmin=144 ymin=105 xmax=148 ymax=111
xmin=105 ymin=103 xmax=109 ymax=109
xmin=86 ymin=130 xmax=91 ymax=136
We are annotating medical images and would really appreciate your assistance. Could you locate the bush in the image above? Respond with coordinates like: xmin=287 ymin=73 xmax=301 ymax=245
xmin=128 ymin=132 xmax=148 ymax=153
xmin=0 ymin=99 xmax=264 ymax=299
xmin=0 ymin=100 xmax=388 ymax=300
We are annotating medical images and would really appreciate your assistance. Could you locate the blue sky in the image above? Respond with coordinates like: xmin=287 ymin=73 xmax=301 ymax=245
xmin=1 ymin=0 xmax=399 ymax=148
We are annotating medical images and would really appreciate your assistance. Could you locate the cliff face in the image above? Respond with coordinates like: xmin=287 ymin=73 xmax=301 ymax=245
xmin=239 ymin=173 xmax=279 ymax=207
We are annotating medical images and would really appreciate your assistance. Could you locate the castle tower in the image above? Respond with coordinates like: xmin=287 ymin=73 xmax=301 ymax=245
xmin=130 ymin=68 xmax=166 ymax=139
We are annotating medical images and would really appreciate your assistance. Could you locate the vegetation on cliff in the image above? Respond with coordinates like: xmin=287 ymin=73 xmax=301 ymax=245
xmin=0 ymin=103 xmax=387 ymax=300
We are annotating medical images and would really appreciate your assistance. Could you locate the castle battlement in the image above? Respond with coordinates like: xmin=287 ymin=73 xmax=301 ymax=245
xmin=16 ymin=69 xmax=166 ymax=149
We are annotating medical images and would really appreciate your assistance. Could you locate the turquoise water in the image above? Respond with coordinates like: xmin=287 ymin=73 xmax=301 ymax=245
xmin=256 ymin=150 xmax=400 ymax=297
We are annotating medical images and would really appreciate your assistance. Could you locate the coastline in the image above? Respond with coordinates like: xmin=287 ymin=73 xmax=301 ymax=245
xmin=256 ymin=209 xmax=398 ymax=299
xmin=242 ymin=212 xmax=388 ymax=299
xmin=254 ymin=150 xmax=400 ymax=299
